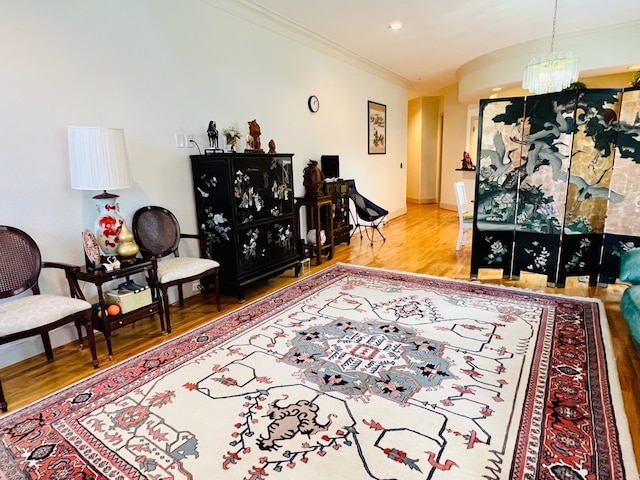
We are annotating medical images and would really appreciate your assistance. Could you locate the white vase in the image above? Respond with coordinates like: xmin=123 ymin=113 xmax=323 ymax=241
xmin=94 ymin=193 xmax=124 ymax=256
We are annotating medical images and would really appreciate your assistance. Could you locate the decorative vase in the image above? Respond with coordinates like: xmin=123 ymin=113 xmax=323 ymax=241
xmin=94 ymin=193 xmax=124 ymax=256
xmin=225 ymin=135 xmax=238 ymax=153
xmin=306 ymin=229 xmax=326 ymax=246
xmin=303 ymin=160 xmax=325 ymax=199
xmin=116 ymin=221 xmax=139 ymax=259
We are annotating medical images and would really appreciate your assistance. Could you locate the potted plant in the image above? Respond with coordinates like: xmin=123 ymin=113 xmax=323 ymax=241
xmin=223 ymin=125 xmax=241 ymax=152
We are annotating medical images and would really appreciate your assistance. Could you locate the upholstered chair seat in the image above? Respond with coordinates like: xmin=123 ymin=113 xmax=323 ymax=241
xmin=0 ymin=225 xmax=98 ymax=412
xmin=157 ymin=257 xmax=220 ymax=284
xmin=619 ymin=247 xmax=640 ymax=350
xmin=133 ymin=206 xmax=221 ymax=334
xmin=0 ymin=295 xmax=91 ymax=336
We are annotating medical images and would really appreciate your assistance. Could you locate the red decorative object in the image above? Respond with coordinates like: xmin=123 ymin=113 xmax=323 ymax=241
xmin=94 ymin=192 xmax=124 ymax=255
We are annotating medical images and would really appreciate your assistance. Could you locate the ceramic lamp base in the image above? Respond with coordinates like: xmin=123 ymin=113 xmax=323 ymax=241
xmin=93 ymin=191 xmax=124 ymax=256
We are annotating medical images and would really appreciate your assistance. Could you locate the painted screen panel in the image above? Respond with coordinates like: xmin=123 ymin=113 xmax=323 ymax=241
xmin=511 ymin=92 xmax=575 ymax=284
xmin=600 ymin=87 xmax=640 ymax=284
xmin=471 ymin=97 xmax=525 ymax=277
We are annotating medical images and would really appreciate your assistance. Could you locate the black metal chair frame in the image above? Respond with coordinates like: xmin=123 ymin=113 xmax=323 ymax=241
xmin=347 ymin=179 xmax=388 ymax=245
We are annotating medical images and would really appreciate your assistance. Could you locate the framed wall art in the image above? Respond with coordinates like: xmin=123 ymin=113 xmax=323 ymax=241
xmin=368 ymin=101 xmax=386 ymax=154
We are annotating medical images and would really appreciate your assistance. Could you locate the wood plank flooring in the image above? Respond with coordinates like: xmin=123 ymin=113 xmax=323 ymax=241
xmin=1 ymin=203 xmax=638 ymax=470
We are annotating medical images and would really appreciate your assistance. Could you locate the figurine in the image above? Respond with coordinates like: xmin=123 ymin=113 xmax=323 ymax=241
xmin=207 ymin=121 xmax=219 ymax=148
xmin=268 ymin=139 xmax=276 ymax=154
xmin=303 ymin=160 xmax=325 ymax=200
xmin=461 ymin=151 xmax=475 ymax=170
xmin=247 ymin=119 xmax=263 ymax=153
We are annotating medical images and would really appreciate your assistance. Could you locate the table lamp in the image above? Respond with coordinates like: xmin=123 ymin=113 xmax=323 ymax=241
xmin=68 ymin=126 xmax=133 ymax=257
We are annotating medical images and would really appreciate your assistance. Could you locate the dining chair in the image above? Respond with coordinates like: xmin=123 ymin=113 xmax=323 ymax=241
xmin=132 ymin=206 xmax=220 ymax=333
xmin=454 ymin=181 xmax=474 ymax=250
xmin=0 ymin=225 xmax=97 ymax=412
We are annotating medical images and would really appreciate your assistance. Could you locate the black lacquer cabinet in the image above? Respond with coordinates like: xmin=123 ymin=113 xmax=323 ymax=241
xmin=190 ymin=153 xmax=300 ymax=300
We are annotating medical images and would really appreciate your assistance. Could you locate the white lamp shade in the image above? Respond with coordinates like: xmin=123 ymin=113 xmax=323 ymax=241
xmin=68 ymin=126 xmax=132 ymax=191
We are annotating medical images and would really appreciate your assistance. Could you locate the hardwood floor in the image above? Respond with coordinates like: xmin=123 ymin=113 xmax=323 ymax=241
xmin=1 ymin=203 xmax=638 ymax=470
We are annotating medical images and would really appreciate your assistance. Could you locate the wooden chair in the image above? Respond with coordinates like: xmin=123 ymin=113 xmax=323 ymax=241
xmin=0 ymin=225 xmax=97 ymax=412
xmin=132 ymin=206 xmax=220 ymax=334
xmin=454 ymin=181 xmax=474 ymax=250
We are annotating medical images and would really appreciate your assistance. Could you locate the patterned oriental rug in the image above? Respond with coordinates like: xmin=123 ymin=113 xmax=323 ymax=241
xmin=0 ymin=264 xmax=637 ymax=480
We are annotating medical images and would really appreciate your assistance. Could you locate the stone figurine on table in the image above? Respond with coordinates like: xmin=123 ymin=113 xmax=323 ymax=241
xmin=246 ymin=119 xmax=263 ymax=153
xmin=461 ymin=151 xmax=475 ymax=170
xmin=207 ymin=121 xmax=219 ymax=148
xmin=303 ymin=160 xmax=325 ymax=200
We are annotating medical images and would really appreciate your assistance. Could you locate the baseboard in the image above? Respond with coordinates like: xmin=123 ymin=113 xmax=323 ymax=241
xmin=439 ymin=202 xmax=457 ymax=212
xmin=388 ymin=206 xmax=407 ymax=221
xmin=406 ymin=197 xmax=437 ymax=205
xmin=0 ymin=325 xmax=78 ymax=369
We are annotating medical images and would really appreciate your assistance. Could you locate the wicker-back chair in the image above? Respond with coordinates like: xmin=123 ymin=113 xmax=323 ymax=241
xmin=0 ymin=225 xmax=97 ymax=412
xmin=132 ymin=206 xmax=220 ymax=333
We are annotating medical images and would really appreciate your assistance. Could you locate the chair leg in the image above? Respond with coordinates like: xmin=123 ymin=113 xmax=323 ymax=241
xmin=162 ymin=287 xmax=172 ymax=334
xmin=349 ymin=211 xmax=365 ymax=240
xmin=178 ymin=284 xmax=185 ymax=307
xmin=214 ymin=271 xmax=221 ymax=311
xmin=364 ymin=222 xmax=386 ymax=246
xmin=456 ymin=226 xmax=464 ymax=250
xmin=74 ymin=320 xmax=84 ymax=349
xmin=0 ymin=379 xmax=6 ymax=412
xmin=365 ymin=225 xmax=374 ymax=246
xmin=41 ymin=332 xmax=54 ymax=361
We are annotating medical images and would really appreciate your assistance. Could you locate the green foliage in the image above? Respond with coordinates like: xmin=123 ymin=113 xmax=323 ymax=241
xmin=563 ymin=81 xmax=587 ymax=91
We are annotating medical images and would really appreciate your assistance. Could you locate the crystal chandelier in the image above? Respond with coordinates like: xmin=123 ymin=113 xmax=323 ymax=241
xmin=522 ymin=0 xmax=579 ymax=95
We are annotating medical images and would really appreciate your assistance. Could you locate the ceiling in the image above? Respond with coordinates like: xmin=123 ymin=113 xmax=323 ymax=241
xmin=242 ymin=0 xmax=640 ymax=97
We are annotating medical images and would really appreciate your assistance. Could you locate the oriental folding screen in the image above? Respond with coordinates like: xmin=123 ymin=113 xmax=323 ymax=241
xmin=470 ymin=87 xmax=640 ymax=287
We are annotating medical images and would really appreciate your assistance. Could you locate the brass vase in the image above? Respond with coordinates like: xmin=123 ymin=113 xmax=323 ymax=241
xmin=116 ymin=222 xmax=140 ymax=258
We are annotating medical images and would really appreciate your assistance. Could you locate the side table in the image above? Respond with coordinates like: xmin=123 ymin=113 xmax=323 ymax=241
xmin=294 ymin=196 xmax=335 ymax=265
xmin=73 ymin=258 xmax=165 ymax=359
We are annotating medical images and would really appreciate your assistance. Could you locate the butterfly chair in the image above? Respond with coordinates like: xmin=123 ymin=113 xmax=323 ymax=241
xmin=132 ymin=206 xmax=220 ymax=334
xmin=347 ymin=179 xmax=388 ymax=245
xmin=0 ymin=225 xmax=98 ymax=412
xmin=454 ymin=181 xmax=474 ymax=251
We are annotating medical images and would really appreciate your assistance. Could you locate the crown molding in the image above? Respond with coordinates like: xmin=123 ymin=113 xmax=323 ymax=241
xmin=200 ymin=0 xmax=408 ymax=88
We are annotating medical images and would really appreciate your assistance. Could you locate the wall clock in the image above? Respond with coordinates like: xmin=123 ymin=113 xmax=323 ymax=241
xmin=307 ymin=95 xmax=319 ymax=113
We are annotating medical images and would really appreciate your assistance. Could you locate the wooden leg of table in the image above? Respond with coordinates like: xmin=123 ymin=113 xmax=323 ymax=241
xmin=315 ymin=204 xmax=322 ymax=265
xmin=85 ymin=319 xmax=99 ymax=368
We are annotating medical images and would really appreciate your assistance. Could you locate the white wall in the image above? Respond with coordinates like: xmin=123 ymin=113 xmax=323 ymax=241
xmin=406 ymin=97 xmax=439 ymax=204
xmin=0 ymin=0 xmax=408 ymax=367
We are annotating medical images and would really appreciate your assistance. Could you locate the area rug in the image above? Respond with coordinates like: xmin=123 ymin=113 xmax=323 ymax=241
xmin=0 ymin=264 xmax=637 ymax=479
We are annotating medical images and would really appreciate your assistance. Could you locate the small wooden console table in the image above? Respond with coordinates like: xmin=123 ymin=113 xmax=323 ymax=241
xmin=73 ymin=258 xmax=164 ymax=359
xmin=294 ymin=196 xmax=335 ymax=265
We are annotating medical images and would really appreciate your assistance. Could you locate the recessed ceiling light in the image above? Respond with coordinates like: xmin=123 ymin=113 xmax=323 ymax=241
xmin=388 ymin=21 xmax=402 ymax=30
xmin=492 ymin=87 xmax=502 ymax=92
